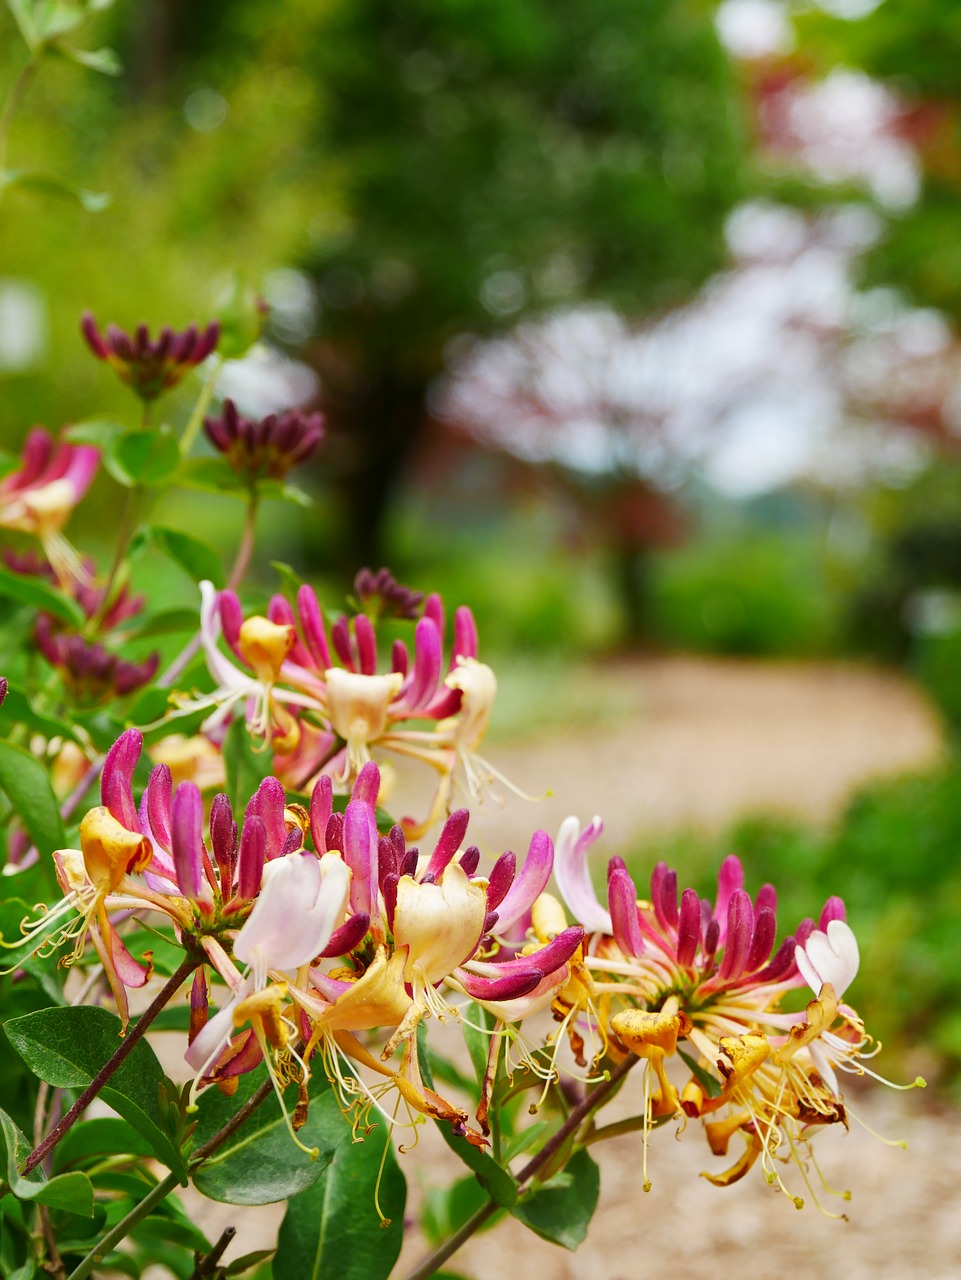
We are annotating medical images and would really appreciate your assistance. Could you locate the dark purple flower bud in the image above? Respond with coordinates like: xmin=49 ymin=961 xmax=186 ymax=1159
xmin=238 ymin=815 xmax=267 ymax=899
xmin=795 ymin=917 xmax=815 ymax=949
xmin=354 ymin=614 xmax=377 ymax=675
xmin=189 ymin=967 xmax=208 ymax=1044
xmin=353 ymin=566 xmax=424 ymax=621
xmin=331 ymin=616 xmax=354 ymax=669
xmin=425 ymin=809 xmax=470 ymax=880
xmin=319 ymin=911 xmax=370 ymax=959
xmin=483 ymin=910 xmax=500 ymax=934
xmin=82 ymin=311 xmax=219 ymax=402
xmin=209 ymin=793 xmax=238 ymax=890
xmin=325 ymin=812 xmax=344 ymax=853
xmin=280 ymin=827 xmax=303 ymax=857
xmin=459 ymin=845 xmax=481 ymax=876
xmin=203 ymin=397 xmax=323 ymax=481
xmin=752 ymin=935 xmax=798 ymax=985
xmin=0 ymin=676 xmax=6 ymax=707
xmin=529 ymin=925 xmax=584 ymax=974
xmin=246 ymin=776 xmax=287 ymax=859
xmin=703 ymin=916 xmax=720 ymax=963
xmin=382 ymin=873 xmax=399 ymax=930
xmin=458 ymin=968 xmax=543 ymax=1003
xmin=400 ymin=847 xmax=419 ymax=879
xmin=486 ymin=852 xmax=516 ymax=910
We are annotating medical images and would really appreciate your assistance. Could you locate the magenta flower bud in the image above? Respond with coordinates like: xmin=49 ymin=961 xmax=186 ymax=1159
xmin=219 ymin=590 xmax=245 ymax=657
xmin=676 ymin=887 xmax=701 ymax=966
xmin=486 ymin=852 xmax=516 ymax=910
xmin=102 ymin=729 xmax=143 ymax=833
xmin=747 ymin=905 xmax=777 ymax=973
xmin=143 ymin=763 xmax=173 ymax=853
xmin=268 ymin=594 xmax=310 ymax=667
xmin=319 ymin=911 xmax=370 ymax=959
xmin=425 ymin=809 xmax=470 ymax=880
xmin=331 ymin=616 xmax=353 ymax=668
xmin=795 ymin=917 xmax=815 ymax=949
xmin=354 ymin=614 xmax=377 ymax=675
xmin=391 ymin=638 xmax=409 ymax=676
xmin=714 ymin=856 xmax=745 ymax=941
xmin=238 ymin=814 xmax=267 ymax=900
xmin=424 ymin=592 xmax=443 ymax=635
xmin=209 ymin=793 xmax=237 ymax=889
xmin=458 ymin=967 xmax=543 ymax=1002
xmin=171 ymin=782 xmax=206 ymax=902
xmin=378 ymin=834 xmax=398 ymax=885
xmin=401 ymin=617 xmax=442 ymax=711
xmin=297 ymin=584 xmax=331 ymax=670
xmin=529 ymin=925 xmax=584 ymax=974
xmin=309 ymin=775 xmax=333 ymax=854
xmin=756 ymin=882 xmax=777 ymax=915
xmin=351 ymin=760 xmax=381 ymax=808
xmin=717 ymin=889 xmax=753 ymax=982
xmin=344 ymin=799 xmax=379 ymax=919
xmin=400 ymin=846 xmax=419 ymax=878
xmin=246 ymin=776 xmax=287 ymax=859
xmin=652 ymin=864 xmax=678 ymax=932
xmin=609 ymin=866 xmax=645 ymax=958
xmin=452 ymin=606 xmax=479 ymax=662
xmin=280 ymin=827 xmax=303 ymax=857
xmin=495 ymin=830 xmax=554 ymax=933
xmin=703 ymin=916 xmax=720 ymax=962
xmin=819 ymin=896 xmax=846 ymax=930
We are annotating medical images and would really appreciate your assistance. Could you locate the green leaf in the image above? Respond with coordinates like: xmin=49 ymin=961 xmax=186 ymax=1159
xmin=0 ymin=566 xmax=85 ymax=626
xmin=55 ymin=42 xmax=122 ymax=74
xmin=176 ymin=457 xmax=248 ymax=498
xmin=0 ymin=1108 xmax=94 ymax=1216
xmin=105 ymin=428 xmax=180 ymax=488
xmin=511 ymin=1148 xmax=599 ymax=1250
xmin=258 ymin=480 xmax=313 ymax=509
xmin=677 ymin=1048 xmax=723 ymax=1099
xmin=273 ymin=1093 xmax=406 ymax=1280
xmin=223 ymin=715 xmax=273 ymax=813
xmin=435 ymin=1123 xmax=517 ymax=1208
xmin=0 ymin=170 xmax=109 ymax=211
xmin=3 ymin=1006 xmax=187 ymax=1177
xmin=125 ymin=607 xmax=198 ymax=640
xmin=132 ymin=527 xmax=223 ymax=588
xmin=191 ymin=1069 xmax=338 ymax=1206
xmin=0 ymin=686 xmax=83 ymax=745
xmin=421 ymin=1172 xmax=489 ymax=1247
xmin=63 ymin=419 xmax=125 ymax=450
xmin=52 ymin=1117 xmax=153 ymax=1171
xmin=0 ymin=738 xmax=67 ymax=856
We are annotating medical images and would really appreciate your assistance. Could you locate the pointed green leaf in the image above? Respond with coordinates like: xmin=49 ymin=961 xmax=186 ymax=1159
xmin=510 ymin=1148 xmax=599 ymax=1250
xmin=105 ymin=428 xmax=179 ymax=487
xmin=191 ymin=1069 xmax=339 ymax=1205
xmin=3 ymin=1006 xmax=186 ymax=1177
xmin=63 ymin=419 xmax=125 ymax=450
xmin=134 ymin=527 xmax=224 ymax=588
xmin=0 ymin=686 xmax=84 ymax=744
xmin=0 ymin=566 xmax=85 ymax=626
xmin=0 ymin=738 xmax=67 ymax=856
xmin=273 ymin=1092 xmax=406 ymax=1280
xmin=0 ymin=1108 xmax=94 ymax=1216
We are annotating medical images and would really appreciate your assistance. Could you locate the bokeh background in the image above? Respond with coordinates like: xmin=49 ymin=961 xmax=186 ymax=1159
xmin=3 ymin=0 xmax=961 ymax=1268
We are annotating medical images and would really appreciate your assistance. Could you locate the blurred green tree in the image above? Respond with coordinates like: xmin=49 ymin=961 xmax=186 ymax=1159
xmin=300 ymin=0 xmax=745 ymax=566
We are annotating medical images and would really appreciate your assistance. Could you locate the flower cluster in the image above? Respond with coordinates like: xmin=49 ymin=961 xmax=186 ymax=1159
xmin=166 ymin=575 xmax=502 ymax=835
xmin=203 ymin=398 xmax=324 ymax=482
xmin=2 ymin=722 xmax=907 ymax=1211
xmin=549 ymin=817 xmax=919 ymax=1211
xmin=82 ymin=313 xmax=220 ymax=401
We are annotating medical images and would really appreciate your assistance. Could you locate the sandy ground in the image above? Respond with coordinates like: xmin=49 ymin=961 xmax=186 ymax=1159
xmin=166 ymin=657 xmax=951 ymax=1279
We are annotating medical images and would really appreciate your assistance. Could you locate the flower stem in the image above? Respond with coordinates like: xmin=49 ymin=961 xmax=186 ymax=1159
xmin=157 ymin=491 xmax=258 ymax=689
xmin=179 ymin=357 xmax=224 ymax=457
xmin=65 ymin=1169 xmax=181 ymax=1280
xmin=403 ymin=1055 xmax=636 ymax=1280
xmin=21 ymin=955 xmax=198 ymax=1176
xmin=189 ymin=1077 xmax=273 ymax=1166
xmin=89 ymin=485 xmax=142 ymax=633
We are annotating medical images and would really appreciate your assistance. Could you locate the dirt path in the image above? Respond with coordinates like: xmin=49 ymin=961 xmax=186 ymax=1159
xmin=171 ymin=657 xmax=950 ymax=1279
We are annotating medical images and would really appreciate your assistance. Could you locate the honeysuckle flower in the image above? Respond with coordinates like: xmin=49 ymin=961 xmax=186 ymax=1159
xmin=168 ymin=580 xmax=325 ymax=748
xmin=352 ymin=566 xmax=424 ymax=620
xmin=552 ymin=814 xmax=610 ymax=935
xmin=203 ymin=398 xmax=324 ymax=481
xmin=0 ymin=427 xmax=99 ymax=585
xmin=81 ymin=311 xmax=220 ymax=401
